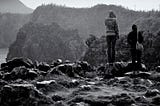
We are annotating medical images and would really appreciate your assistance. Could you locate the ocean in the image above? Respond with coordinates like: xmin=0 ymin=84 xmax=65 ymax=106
xmin=0 ymin=48 xmax=8 ymax=64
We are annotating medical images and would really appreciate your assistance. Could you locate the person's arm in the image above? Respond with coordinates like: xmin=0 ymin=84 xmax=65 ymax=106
xmin=114 ymin=21 xmax=119 ymax=39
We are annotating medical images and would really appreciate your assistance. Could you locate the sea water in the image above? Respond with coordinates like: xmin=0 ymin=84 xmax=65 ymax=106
xmin=0 ymin=48 xmax=8 ymax=64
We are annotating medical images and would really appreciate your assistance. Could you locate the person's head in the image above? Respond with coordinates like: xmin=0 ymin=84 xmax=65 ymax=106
xmin=108 ymin=10 xmax=116 ymax=18
xmin=132 ymin=24 xmax=137 ymax=31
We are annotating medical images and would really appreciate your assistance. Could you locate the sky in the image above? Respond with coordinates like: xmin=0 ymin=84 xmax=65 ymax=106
xmin=20 ymin=0 xmax=160 ymax=11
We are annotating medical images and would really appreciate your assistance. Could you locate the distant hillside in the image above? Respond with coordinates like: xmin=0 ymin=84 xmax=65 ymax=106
xmin=0 ymin=0 xmax=33 ymax=14
xmin=31 ymin=4 xmax=160 ymax=40
xmin=30 ymin=4 xmax=147 ymax=39
xmin=0 ymin=13 xmax=30 ymax=48
xmin=7 ymin=22 xmax=85 ymax=62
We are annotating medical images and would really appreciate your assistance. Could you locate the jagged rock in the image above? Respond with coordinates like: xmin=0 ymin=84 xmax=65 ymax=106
xmin=57 ymin=79 xmax=80 ymax=88
xmin=151 ymin=96 xmax=160 ymax=105
xmin=135 ymin=96 xmax=148 ymax=104
xmin=79 ymin=85 xmax=92 ymax=91
xmin=52 ymin=94 xmax=65 ymax=101
xmin=27 ymin=70 xmax=38 ymax=80
xmin=51 ymin=59 xmax=63 ymax=67
xmin=0 ymin=84 xmax=53 ymax=106
xmin=150 ymin=73 xmax=160 ymax=81
xmin=37 ymin=62 xmax=50 ymax=72
xmin=129 ymin=85 xmax=147 ymax=92
xmin=125 ymin=63 xmax=147 ymax=72
xmin=54 ymin=101 xmax=67 ymax=106
xmin=49 ymin=67 xmax=64 ymax=75
xmin=71 ymin=102 xmax=89 ymax=106
xmin=3 ymin=67 xmax=38 ymax=80
xmin=0 ymin=80 xmax=8 ymax=88
xmin=36 ymin=80 xmax=67 ymax=94
xmin=105 ymin=62 xmax=128 ymax=77
xmin=1 ymin=57 xmax=34 ymax=72
xmin=112 ymin=93 xmax=135 ymax=106
xmin=56 ymin=64 xmax=76 ymax=77
xmin=145 ymin=89 xmax=160 ymax=98
xmin=125 ymin=71 xmax=151 ymax=79
xmin=0 ymin=71 xmax=3 ymax=79
xmin=156 ymin=66 xmax=160 ymax=72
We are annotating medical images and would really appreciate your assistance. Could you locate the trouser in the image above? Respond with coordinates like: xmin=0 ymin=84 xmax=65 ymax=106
xmin=130 ymin=46 xmax=142 ymax=69
xmin=106 ymin=36 xmax=116 ymax=63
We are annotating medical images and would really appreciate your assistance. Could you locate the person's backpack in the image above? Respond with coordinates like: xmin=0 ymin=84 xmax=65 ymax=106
xmin=136 ymin=32 xmax=144 ymax=51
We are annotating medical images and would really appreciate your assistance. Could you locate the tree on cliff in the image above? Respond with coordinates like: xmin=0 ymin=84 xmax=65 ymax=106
xmin=7 ymin=22 xmax=85 ymax=62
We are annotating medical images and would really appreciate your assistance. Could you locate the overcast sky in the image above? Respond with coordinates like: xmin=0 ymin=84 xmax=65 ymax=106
xmin=20 ymin=0 xmax=160 ymax=11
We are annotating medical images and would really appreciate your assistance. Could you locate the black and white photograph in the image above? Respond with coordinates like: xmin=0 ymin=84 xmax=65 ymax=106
xmin=0 ymin=0 xmax=160 ymax=106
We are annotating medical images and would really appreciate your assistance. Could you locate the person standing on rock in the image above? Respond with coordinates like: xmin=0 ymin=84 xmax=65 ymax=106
xmin=105 ymin=10 xmax=119 ymax=64
xmin=127 ymin=24 xmax=144 ymax=68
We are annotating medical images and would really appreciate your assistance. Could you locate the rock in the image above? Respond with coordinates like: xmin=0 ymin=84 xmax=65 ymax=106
xmin=58 ymin=79 xmax=80 ymax=88
xmin=36 ymin=80 xmax=67 ymax=94
xmin=49 ymin=67 xmax=64 ymax=75
xmin=112 ymin=93 xmax=135 ymax=106
xmin=129 ymin=85 xmax=147 ymax=92
xmin=105 ymin=62 xmax=129 ymax=77
xmin=125 ymin=71 xmax=151 ymax=79
xmin=3 ymin=67 xmax=38 ymax=80
xmin=52 ymin=59 xmax=63 ymax=67
xmin=151 ymin=96 xmax=160 ymax=105
xmin=1 ymin=57 xmax=34 ymax=72
xmin=56 ymin=64 xmax=76 ymax=77
xmin=73 ymin=102 xmax=89 ymax=106
xmin=68 ymin=95 xmax=112 ymax=106
xmin=135 ymin=96 xmax=148 ymax=104
xmin=54 ymin=101 xmax=67 ymax=106
xmin=0 ymin=80 xmax=8 ymax=88
xmin=156 ymin=66 xmax=160 ymax=72
xmin=79 ymin=85 xmax=92 ymax=91
xmin=52 ymin=94 xmax=65 ymax=101
xmin=37 ymin=62 xmax=50 ymax=72
xmin=125 ymin=63 xmax=147 ymax=72
xmin=27 ymin=70 xmax=38 ymax=80
xmin=145 ymin=89 xmax=160 ymax=98
xmin=150 ymin=73 xmax=160 ymax=81
xmin=0 ymin=84 xmax=53 ymax=106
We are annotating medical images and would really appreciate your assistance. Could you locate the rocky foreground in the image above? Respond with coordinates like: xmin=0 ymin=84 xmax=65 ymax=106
xmin=0 ymin=58 xmax=160 ymax=106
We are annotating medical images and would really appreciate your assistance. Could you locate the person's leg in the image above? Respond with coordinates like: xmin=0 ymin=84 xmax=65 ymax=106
xmin=131 ymin=47 xmax=136 ymax=65
xmin=137 ymin=50 xmax=142 ymax=69
xmin=111 ymin=37 xmax=116 ymax=63
xmin=107 ymin=36 xmax=112 ymax=63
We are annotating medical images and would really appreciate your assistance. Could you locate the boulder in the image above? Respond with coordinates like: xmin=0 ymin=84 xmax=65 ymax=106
xmin=0 ymin=84 xmax=53 ymax=106
xmin=36 ymin=80 xmax=67 ymax=94
xmin=3 ymin=67 xmax=38 ymax=80
xmin=1 ymin=57 xmax=34 ymax=72
xmin=145 ymin=89 xmax=160 ymax=98
xmin=125 ymin=71 xmax=151 ymax=79
xmin=52 ymin=94 xmax=65 ymax=101
xmin=112 ymin=93 xmax=135 ymax=106
xmin=104 ymin=62 xmax=128 ymax=77
xmin=150 ymin=73 xmax=160 ymax=81
xmin=151 ymin=96 xmax=160 ymax=105
xmin=37 ymin=62 xmax=50 ymax=72
xmin=155 ymin=66 xmax=160 ymax=72
xmin=51 ymin=59 xmax=63 ymax=67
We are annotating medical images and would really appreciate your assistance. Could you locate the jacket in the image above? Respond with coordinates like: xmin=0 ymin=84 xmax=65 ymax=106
xmin=127 ymin=31 xmax=143 ymax=47
xmin=105 ymin=18 xmax=119 ymax=36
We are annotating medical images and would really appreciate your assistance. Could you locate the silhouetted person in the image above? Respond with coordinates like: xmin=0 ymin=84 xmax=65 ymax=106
xmin=127 ymin=24 xmax=143 ymax=67
xmin=105 ymin=11 xmax=119 ymax=64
